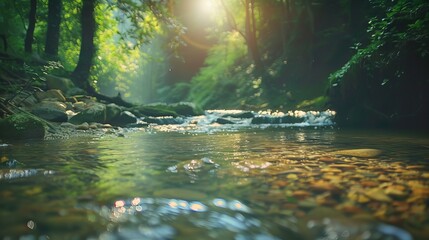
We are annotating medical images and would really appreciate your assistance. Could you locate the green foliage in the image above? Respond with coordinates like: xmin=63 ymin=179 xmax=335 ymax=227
xmin=329 ymin=0 xmax=429 ymax=86
xmin=0 ymin=0 xmax=177 ymax=107
xmin=0 ymin=59 xmax=64 ymax=95
xmin=158 ymin=82 xmax=190 ymax=103
xmin=328 ymin=0 xmax=429 ymax=127
xmin=187 ymin=31 xmax=248 ymax=108
xmin=58 ymin=0 xmax=82 ymax=71
xmin=0 ymin=0 xmax=29 ymax=54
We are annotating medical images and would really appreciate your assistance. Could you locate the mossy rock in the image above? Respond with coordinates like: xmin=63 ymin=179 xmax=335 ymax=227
xmin=132 ymin=103 xmax=203 ymax=118
xmin=69 ymin=103 xmax=106 ymax=124
xmin=105 ymin=103 xmax=122 ymax=121
xmin=169 ymin=102 xmax=203 ymax=116
xmin=0 ymin=113 xmax=46 ymax=140
xmin=110 ymin=111 xmax=137 ymax=126
xmin=222 ymin=111 xmax=255 ymax=119
xmin=216 ymin=118 xmax=234 ymax=124
xmin=133 ymin=105 xmax=179 ymax=118
xmin=144 ymin=116 xmax=184 ymax=125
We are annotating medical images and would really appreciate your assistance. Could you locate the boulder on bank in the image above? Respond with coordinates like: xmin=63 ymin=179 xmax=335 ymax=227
xmin=68 ymin=102 xmax=138 ymax=126
xmin=0 ymin=113 xmax=46 ymax=140
xmin=69 ymin=103 xmax=106 ymax=124
xmin=45 ymin=74 xmax=75 ymax=94
xmin=34 ymin=89 xmax=66 ymax=102
xmin=106 ymin=103 xmax=122 ymax=120
xmin=31 ymin=101 xmax=68 ymax=122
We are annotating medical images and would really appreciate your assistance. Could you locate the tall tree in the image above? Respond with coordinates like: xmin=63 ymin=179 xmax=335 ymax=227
xmin=71 ymin=0 xmax=96 ymax=91
xmin=24 ymin=0 xmax=37 ymax=53
xmin=45 ymin=0 xmax=62 ymax=58
xmin=219 ymin=0 xmax=262 ymax=68
xmin=245 ymin=0 xmax=261 ymax=68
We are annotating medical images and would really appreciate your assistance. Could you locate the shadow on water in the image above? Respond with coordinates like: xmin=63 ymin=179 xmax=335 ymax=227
xmin=1 ymin=125 xmax=428 ymax=239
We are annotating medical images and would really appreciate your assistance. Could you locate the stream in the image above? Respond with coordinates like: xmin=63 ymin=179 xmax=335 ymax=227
xmin=1 ymin=110 xmax=428 ymax=240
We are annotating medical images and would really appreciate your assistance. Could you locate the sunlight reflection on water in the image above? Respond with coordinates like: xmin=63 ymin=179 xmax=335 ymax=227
xmin=1 ymin=125 xmax=428 ymax=239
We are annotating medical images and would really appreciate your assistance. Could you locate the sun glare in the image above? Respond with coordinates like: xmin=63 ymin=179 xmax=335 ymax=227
xmin=196 ymin=0 xmax=219 ymax=17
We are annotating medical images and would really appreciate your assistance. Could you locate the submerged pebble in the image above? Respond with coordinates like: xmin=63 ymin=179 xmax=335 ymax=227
xmin=331 ymin=149 xmax=382 ymax=158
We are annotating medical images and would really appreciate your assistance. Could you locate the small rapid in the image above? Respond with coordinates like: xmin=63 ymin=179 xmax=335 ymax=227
xmin=150 ymin=109 xmax=336 ymax=133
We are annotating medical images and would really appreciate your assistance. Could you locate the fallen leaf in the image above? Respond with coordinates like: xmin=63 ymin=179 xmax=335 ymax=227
xmin=364 ymin=188 xmax=392 ymax=202
xmin=292 ymin=190 xmax=312 ymax=199
xmin=329 ymin=164 xmax=356 ymax=170
xmin=310 ymin=180 xmax=340 ymax=192
xmin=331 ymin=149 xmax=382 ymax=158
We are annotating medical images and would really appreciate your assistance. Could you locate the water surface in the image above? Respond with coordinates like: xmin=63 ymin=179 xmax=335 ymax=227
xmin=1 ymin=124 xmax=429 ymax=239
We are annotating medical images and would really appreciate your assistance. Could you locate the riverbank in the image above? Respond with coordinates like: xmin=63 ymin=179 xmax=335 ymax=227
xmin=0 ymin=76 xmax=338 ymax=141
xmin=0 ymin=73 xmax=205 ymax=141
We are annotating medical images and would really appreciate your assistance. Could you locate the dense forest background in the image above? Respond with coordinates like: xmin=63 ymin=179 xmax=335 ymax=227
xmin=0 ymin=0 xmax=428 ymax=128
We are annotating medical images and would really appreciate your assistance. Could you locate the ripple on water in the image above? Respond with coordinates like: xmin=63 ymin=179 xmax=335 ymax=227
xmin=97 ymin=197 xmax=269 ymax=239
xmin=0 ymin=169 xmax=55 ymax=180
xmin=95 ymin=196 xmax=414 ymax=240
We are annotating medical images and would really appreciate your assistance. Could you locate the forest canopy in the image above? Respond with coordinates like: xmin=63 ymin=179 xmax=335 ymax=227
xmin=0 ymin=0 xmax=428 ymax=128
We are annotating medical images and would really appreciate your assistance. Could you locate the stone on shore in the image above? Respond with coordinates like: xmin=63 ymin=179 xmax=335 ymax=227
xmin=34 ymin=89 xmax=66 ymax=102
xmin=31 ymin=101 xmax=68 ymax=122
xmin=45 ymin=74 xmax=75 ymax=93
xmin=0 ymin=113 xmax=46 ymax=140
xmin=69 ymin=103 xmax=106 ymax=124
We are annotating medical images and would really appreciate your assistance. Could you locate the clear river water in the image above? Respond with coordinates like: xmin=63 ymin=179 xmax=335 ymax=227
xmin=1 ymin=110 xmax=428 ymax=240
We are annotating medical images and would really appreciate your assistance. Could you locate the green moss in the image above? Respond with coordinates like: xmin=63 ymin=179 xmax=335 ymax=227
xmin=133 ymin=105 xmax=179 ymax=118
xmin=133 ymin=103 xmax=203 ymax=118
xmin=0 ymin=113 xmax=47 ymax=140
xmin=296 ymin=96 xmax=327 ymax=110
xmin=169 ymin=103 xmax=203 ymax=116
xmin=69 ymin=104 xmax=106 ymax=124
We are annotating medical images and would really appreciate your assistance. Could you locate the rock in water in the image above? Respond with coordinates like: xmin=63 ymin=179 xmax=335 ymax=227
xmin=110 ymin=111 xmax=137 ymax=126
xmin=144 ymin=116 xmax=184 ymax=125
xmin=216 ymin=118 xmax=234 ymax=124
xmin=331 ymin=149 xmax=382 ymax=158
xmin=222 ymin=111 xmax=255 ymax=119
xmin=0 ymin=113 xmax=46 ymax=140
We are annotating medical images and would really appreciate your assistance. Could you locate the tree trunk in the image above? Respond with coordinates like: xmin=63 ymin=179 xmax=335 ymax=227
xmin=245 ymin=0 xmax=261 ymax=68
xmin=71 ymin=0 xmax=96 ymax=91
xmin=45 ymin=0 xmax=62 ymax=58
xmin=303 ymin=0 xmax=314 ymax=70
xmin=0 ymin=34 xmax=7 ymax=52
xmin=24 ymin=0 xmax=37 ymax=53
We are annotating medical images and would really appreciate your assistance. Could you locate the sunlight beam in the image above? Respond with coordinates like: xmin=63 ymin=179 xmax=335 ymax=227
xmin=195 ymin=0 xmax=219 ymax=17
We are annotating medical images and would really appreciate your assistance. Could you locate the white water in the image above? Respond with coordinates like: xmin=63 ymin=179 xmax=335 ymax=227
xmin=150 ymin=109 xmax=336 ymax=133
